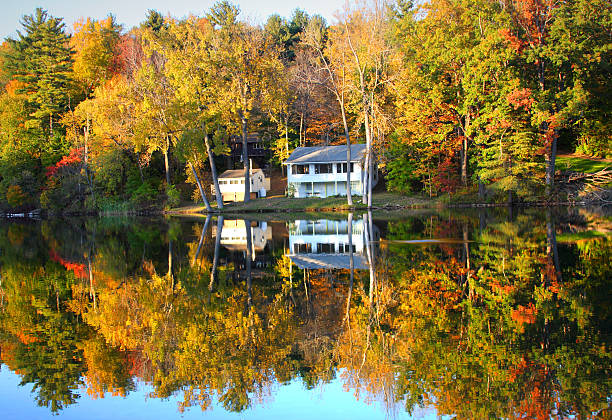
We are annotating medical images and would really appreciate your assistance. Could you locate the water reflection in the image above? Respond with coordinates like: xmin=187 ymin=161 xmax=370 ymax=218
xmin=0 ymin=208 xmax=610 ymax=418
xmin=287 ymin=217 xmax=377 ymax=269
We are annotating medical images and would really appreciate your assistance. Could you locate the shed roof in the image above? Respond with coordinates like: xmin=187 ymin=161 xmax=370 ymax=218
xmin=284 ymin=144 xmax=366 ymax=165
xmin=219 ymin=168 xmax=263 ymax=179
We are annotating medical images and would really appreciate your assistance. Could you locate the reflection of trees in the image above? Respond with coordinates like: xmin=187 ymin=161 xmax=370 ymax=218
xmin=0 ymin=210 xmax=610 ymax=417
xmin=335 ymin=210 xmax=612 ymax=418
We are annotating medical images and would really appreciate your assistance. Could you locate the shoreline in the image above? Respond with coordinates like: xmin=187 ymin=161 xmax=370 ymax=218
xmin=1 ymin=195 xmax=608 ymax=220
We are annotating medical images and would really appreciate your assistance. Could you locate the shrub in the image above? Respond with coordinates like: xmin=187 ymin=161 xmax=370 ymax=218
xmin=130 ymin=181 xmax=157 ymax=203
xmin=6 ymin=185 xmax=27 ymax=207
xmin=166 ymin=184 xmax=181 ymax=208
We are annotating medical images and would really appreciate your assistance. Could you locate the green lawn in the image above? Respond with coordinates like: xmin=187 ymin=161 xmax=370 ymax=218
xmin=168 ymin=192 xmax=432 ymax=214
xmin=556 ymin=156 xmax=610 ymax=173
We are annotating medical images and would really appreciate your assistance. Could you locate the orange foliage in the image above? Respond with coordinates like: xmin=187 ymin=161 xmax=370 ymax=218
xmin=15 ymin=330 xmax=38 ymax=345
xmin=500 ymin=28 xmax=522 ymax=52
xmin=511 ymin=303 xmax=537 ymax=331
xmin=490 ymin=280 xmax=515 ymax=296
xmin=507 ymin=88 xmax=534 ymax=110
xmin=4 ymin=79 xmax=26 ymax=97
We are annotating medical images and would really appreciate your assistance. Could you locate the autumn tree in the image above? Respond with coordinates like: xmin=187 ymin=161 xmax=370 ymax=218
xmin=71 ymin=16 xmax=122 ymax=98
xmin=208 ymin=1 xmax=286 ymax=203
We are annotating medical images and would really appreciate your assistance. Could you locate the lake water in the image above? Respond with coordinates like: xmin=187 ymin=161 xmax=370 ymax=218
xmin=0 ymin=208 xmax=610 ymax=419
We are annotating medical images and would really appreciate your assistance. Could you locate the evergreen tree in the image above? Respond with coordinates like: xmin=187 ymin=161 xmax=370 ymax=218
xmin=3 ymin=8 xmax=74 ymax=137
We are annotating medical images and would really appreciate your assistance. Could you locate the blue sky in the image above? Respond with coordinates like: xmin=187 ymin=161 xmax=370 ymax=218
xmin=1 ymin=0 xmax=345 ymax=40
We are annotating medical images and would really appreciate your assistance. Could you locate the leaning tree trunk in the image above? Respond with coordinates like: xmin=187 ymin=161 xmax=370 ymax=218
xmin=204 ymin=131 xmax=223 ymax=209
xmin=210 ymin=215 xmax=223 ymax=292
xmin=244 ymin=218 xmax=253 ymax=314
xmin=164 ymin=136 xmax=171 ymax=186
xmin=241 ymin=115 xmax=250 ymax=203
xmin=344 ymin=212 xmax=355 ymax=326
xmin=189 ymin=161 xmax=212 ymax=212
xmin=340 ymin=104 xmax=353 ymax=206
xmin=362 ymin=103 xmax=373 ymax=206
xmin=193 ymin=215 xmax=211 ymax=266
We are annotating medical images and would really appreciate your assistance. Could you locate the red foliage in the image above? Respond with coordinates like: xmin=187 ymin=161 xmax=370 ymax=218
xmin=49 ymin=249 xmax=87 ymax=279
xmin=509 ymin=356 xmax=557 ymax=419
xmin=432 ymin=149 xmax=462 ymax=194
xmin=539 ymin=115 xmax=560 ymax=149
xmin=510 ymin=0 xmax=560 ymax=48
xmin=45 ymin=148 xmax=83 ymax=178
xmin=112 ymin=34 xmax=144 ymax=77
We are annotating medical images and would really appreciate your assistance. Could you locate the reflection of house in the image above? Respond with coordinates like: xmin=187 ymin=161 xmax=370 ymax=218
xmin=212 ymin=219 xmax=272 ymax=260
xmin=283 ymin=144 xmax=378 ymax=198
xmin=287 ymin=219 xmax=379 ymax=270
xmin=215 ymin=168 xmax=271 ymax=202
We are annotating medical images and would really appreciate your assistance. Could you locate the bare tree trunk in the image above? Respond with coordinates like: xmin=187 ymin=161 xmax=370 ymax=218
xmin=204 ymin=131 xmax=223 ymax=209
xmin=299 ymin=113 xmax=304 ymax=147
xmin=241 ymin=116 xmax=250 ymax=203
xmin=168 ymin=240 xmax=173 ymax=289
xmin=210 ymin=216 xmax=223 ymax=292
xmin=88 ymin=256 xmax=96 ymax=311
xmin=284 ymin=114 xmax=289 ymax=176
xmin=367 ymin=148 xmax=373 ymax=209
xmin=460 ymin=111 xmax=470 ymax=186
xmin=362 ymin=100 xmax=372 ymax=206
xmin=545 ymin=136 xmax=558 ymax=195
xmin=546 ymin=210 xmax=561 ymax=286
xmin=193 ymin=215 xmax=211 ymax=266
xmin=342 ymin=107 xmax=353 ymax=206
xmin=84 ymin=116 xmax=95 ymax=204
xmin=163 ymin=138 xmax=171 ymax=185
xmin=460 ymin=135 xmax=468 ymax=186
xmin=189 ymin=162 xmax=212 ymax=212
xmin=244 ymin=218 xmax=253 ymax=313
xmin=344 ymin=213 xmax=354 ymax=325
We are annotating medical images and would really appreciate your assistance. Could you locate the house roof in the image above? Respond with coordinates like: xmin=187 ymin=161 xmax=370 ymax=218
xmin=284 ymin=144 xmax=366 ymax=165
xmin=230 ymin=133 xmax=261 ymax=144
xmin=219 ymin=168 xmax=263 ymax=179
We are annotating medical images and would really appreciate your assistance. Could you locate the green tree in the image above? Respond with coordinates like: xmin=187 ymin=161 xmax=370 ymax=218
xmin=3 ymin=8 xmax=73 ymax=137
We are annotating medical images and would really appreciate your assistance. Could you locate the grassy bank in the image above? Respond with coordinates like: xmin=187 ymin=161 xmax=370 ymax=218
xmin=557 ymin=155 xmax=610 ymax=173
xmin=168 ymin=192 xmax=433 ymax=215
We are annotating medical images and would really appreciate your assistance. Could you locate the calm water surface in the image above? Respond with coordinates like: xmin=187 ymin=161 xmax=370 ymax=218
xmin=0 ymin=208 xmax=610 ymax=419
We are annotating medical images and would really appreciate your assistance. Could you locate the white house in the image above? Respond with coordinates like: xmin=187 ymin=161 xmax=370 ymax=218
xmin=283 ymin=144 xmax=377 ymax=198
xmin=215 ymin=168 xmax=271 ymax=202
xmin=286 ymin=219 xmax=379 ymax=270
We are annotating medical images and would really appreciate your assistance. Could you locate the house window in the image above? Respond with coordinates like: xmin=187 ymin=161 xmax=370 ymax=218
xmin=292 ymin=164 xmax=309 ymax=175
xmin=317 ymin=243 xmax=335 ymax=253
xmin=294 ymin=243 xmax=312 ymax=253
xmin=315 ymin=163 xmax=332 ymax=174
xmin=336 ymin=163 xmax=355 ymax=173
xmin=219 ymin=180 xmax=227 ymax=184
xmin=338 ymin=243 xmax=356 ymax=253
